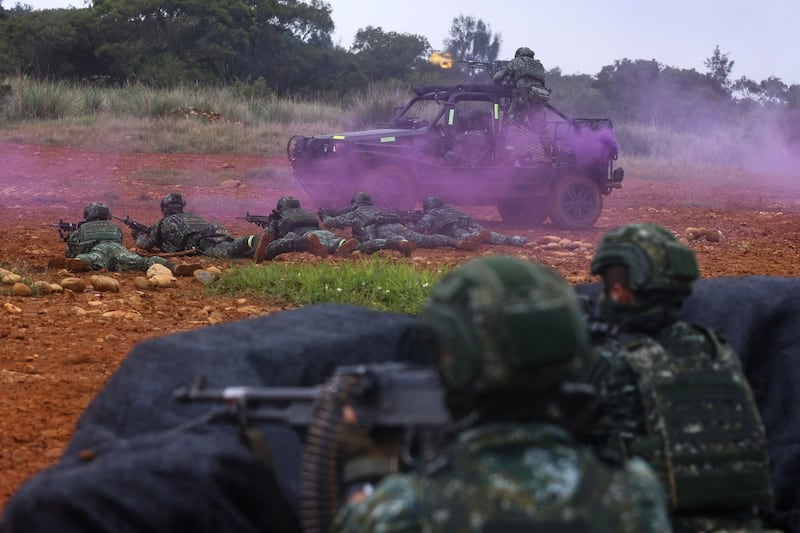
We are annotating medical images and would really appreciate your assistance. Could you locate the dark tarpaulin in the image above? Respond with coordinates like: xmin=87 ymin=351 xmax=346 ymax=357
xmin=2 ymin=278 xmax=800 ymax=532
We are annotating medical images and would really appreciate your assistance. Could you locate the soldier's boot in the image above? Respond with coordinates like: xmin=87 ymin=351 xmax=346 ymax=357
xmin=253 ymin=232 xmax=272 ymax=264
xmin=64 ymin=258 xmax=87 ymax=272
xmin=173 ymin=263 xmax=203 ymax=277
xmin=507 ymin=235 xmax=528 ymax=247
xmin=334 ymin=238 xmax=359 ymax=257
xmin=305 ymin=233 xmax=328 ymax=258
xmin=387 ymin=237 xmax=415 ymax=258
xmin=476 ymin=230 xmax=492 ymax=243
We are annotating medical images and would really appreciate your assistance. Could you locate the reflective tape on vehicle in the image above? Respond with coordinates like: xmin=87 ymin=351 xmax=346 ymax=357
xmin=333 ymin=135 xmax=346 ymax=139
xmin=380 ymin=136 xmax=396 ymax=143
xmin=448 ymin=109 xmax=455 ymax=125
xmin=494 ymin=103 xmax=500 ymax=120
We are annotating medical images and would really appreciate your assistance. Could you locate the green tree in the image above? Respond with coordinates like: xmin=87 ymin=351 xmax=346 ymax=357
xmin=350 ymin=26 xmax=430 ymax=81
xmin=704 ymin=45 xmax=734 ymax=96
xmin=444 ymin=15 xmax=500 ymax=62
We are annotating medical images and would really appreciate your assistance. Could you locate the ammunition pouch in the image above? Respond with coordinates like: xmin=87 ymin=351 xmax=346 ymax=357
xmin=277 ymin=208 xmax=319 ymax=237
xmin=67 ymin=221 xmax=122 ymax=256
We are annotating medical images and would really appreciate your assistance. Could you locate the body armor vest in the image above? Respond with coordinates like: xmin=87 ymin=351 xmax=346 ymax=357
xmin=163 ymin=213 xmax=216 ymax=248
xmin=67 ymin=220 xmax=122 ymax=256
xmin=621 ymin=328 xmax=773 ymax=511
xmin=425 ymin=207 xmax=472 ymax=235
xmin=276 ymin=207 xmax=319 ymax=237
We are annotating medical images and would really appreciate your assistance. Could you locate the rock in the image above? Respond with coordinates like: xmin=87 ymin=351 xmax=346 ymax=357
xmin=90 ymin=275 xmax=120 ymax=293
xmin=2 ymin=273 xmax=22 ymax=285
xmin=539 ymin=242 xmax=563 ymax=251
xmin=3 ymin=302 xmax=22 ymax=314
xmin=193 ymin=269 xmax=218 ymax=285
xmin=205 ymin=266 xmax=222 ymax=274
xmin=219 ymin=179 xmax=242 ymax=189
xmin=146 ymin=263 xmax=173 ymax=278
xmin=535 ymin=235 xmax=563 ymax=245
xmin=60 ymin=278 xmax=86 ymax=293
xmin=151 ymin=274 xmax=177 ymax=288
xmin=30 ymin=280 xmax=53 ymax=294
xmin=11 ymin=283 xmax=32 ymax=296
xmin=0 ymin=267 xmax=13 ymax=277
xmin=208 ymin=310 xmax=226 ymax=324
xmin=133 ymin=277 xmax=158 ymax=290
xmin=49 ymin=283 xmax=64 ymax=293
xmin=102 ymin=310 xmax=142 ymax=319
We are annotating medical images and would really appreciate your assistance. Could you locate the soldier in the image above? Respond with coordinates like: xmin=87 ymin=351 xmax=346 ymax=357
xmin=411 ymin=196 xmax=528 ymax=247
xmin=254 ymin=196 xmax=360 ymax=263
xmin=585 ymin=223 xmax=775 ymax=531
xmin=336 ymin=256 xmax=671 ymax=532
xmin=492 ymin=46 xmax=549 ymax=124
xmin=48 ymin=202 xmax=197 ymax=276
xmin=321 ymin=192 xmax=481 ymax=254
xmin=135 ymin=193 xmax=269 ymax=260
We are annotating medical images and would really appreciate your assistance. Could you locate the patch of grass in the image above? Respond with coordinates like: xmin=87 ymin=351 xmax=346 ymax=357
xmin=210 ymin=257 xmax=448 ymax=314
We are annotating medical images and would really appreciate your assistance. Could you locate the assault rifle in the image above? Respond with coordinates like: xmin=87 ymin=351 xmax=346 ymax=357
xmin=394 ymin=210 xmax=425 ymax=224
xmin=458 ymin=59 xmax=508 ymax=77
xmin=174 ymin=363 xmax=449 ymax=533
xmin=48 ymin=219 xmax=80 ymax=239
xmin=237 ymin=211 xmax=277 ymax=229
xmin=112 ymin=215 xmax=151 ymax=236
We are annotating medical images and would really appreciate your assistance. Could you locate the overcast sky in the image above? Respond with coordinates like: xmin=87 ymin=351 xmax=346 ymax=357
xmin=13 ymin=0 xmax=800 ymax=85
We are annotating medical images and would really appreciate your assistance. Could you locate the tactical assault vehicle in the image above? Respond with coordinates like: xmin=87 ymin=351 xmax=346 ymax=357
xmin=287 ymin=84 xmax=624 ymax=229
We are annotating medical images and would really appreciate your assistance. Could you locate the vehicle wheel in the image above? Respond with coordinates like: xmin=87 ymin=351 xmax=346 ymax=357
xmin=358 ymin=165 xmax=417 ymax=211
xmin=547 ymin=175 xmax=603 ymax=230
xmin=497 ymin=198 xmax=548 ymax=226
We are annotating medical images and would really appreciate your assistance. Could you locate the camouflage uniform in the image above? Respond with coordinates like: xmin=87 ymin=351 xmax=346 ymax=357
xmin=258 ymin=196 xmax=358 ymax=261
xmin=586 ymin=223 xmax=774 ymax=532
xmin=492 ymin=46 xmax=549 ymax=124
xmin=411 ymin=196 xmax=527 ymax=247
xmin=323 ymin=192 xmax=475 ymax=252
xmin=336 ymin=256 xmax=670 ymax=533
xmin=135 ymin=193 xmax=261 ymax=259
xmin=64 ymin=202 xmax=174 ymax=272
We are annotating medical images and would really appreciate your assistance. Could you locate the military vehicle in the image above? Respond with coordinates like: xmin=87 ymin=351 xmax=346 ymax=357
xmin=287 ymin=84 xmax=623 ymax=229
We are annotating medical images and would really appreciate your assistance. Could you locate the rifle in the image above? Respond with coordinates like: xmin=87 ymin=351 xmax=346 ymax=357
xmin=48 ymin=220 xmax=80 ymax=240
xmin=112 ymin=215 xmax=151 ymax=236
xmin=236 ymin=211 xmax=276 ymax=229
xmin=174 ymin=362 xmax=449 ymax=533
xmin=393 ymin=210 xmax=425 ymax=225
xmin=457 ymin=59 xmax=508 ymax=77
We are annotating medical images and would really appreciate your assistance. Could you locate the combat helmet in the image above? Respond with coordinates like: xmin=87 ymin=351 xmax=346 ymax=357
xmin=276 ymin=196 xmax=301 ymax=210
xmin=422 ymin=196 xmax=444 ymax=211
xmin=591 ymin=223 xmax=699 ymax=297
xmin=514 ymin=46 xmax=535 ymax=58
xmin=160 ymin=192 xmax=186 ymax=215
xmin=350 ymin=191 xmax=373 ymax=206
xmin=420 ymin=256 xmax=589 ymax=404
xmin=83 ymin=202 xmax=111 ymax=221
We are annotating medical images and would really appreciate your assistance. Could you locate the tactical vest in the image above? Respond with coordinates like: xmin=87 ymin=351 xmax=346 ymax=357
xmin=621 ymin=328 xmax=773 ymax=512
xmin=274 ymin=207 xmax=319 ymax=237
xmin=67 ymin=220 xmax=122 ymax=256
xmin=426 ymin=207 xmax=471 ymax=235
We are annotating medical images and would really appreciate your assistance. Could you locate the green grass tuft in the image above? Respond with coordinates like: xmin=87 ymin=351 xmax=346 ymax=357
xmin=210 ymin=257 xmax=448 ymax=314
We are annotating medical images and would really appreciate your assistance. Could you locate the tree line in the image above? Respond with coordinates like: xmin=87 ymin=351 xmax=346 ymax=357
xmin=1 ymin=1 xmax=798 ymax=143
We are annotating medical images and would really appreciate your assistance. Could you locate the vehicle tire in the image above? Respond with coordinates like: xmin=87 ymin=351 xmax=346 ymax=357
xmin=358 ymin=165 xmax=417 ymax=211
xmin=547 ymin=174 xmax=603 ymax=230
xmin=497 ymin=198 xmax=548 ymax=226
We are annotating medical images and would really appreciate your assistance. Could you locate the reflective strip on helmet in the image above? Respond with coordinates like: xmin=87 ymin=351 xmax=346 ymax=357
xmin=379 ymin=136 xmax=396 ymax=143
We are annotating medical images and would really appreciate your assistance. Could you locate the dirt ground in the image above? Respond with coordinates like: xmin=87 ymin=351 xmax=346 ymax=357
xmin=2 ymin=140 xmax=800 ymax=510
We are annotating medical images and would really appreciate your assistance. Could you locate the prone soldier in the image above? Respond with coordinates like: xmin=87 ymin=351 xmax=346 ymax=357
xmin=135 ymin=193 xmax=269 ymax=260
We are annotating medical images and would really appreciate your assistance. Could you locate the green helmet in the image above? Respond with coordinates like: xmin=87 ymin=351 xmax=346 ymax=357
xmin=351 ymin=191 xmax=373 ymax=206
xmin=591 ymin=223 xmax=699 ymax=296
xmin=83 ymin=202 xmax=111 ymax=221
xmin=423 ymin=196 xmax=444 ymax=211
xmin=515 ymin=46 xmax=535 ymax=58
xmin=420 ymin=256 xmax=589 ymax=400
xmin=160 ymin=193 xmax=186 ymax=215
xmin=276 ymin=196 xmax=301 ymax=210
